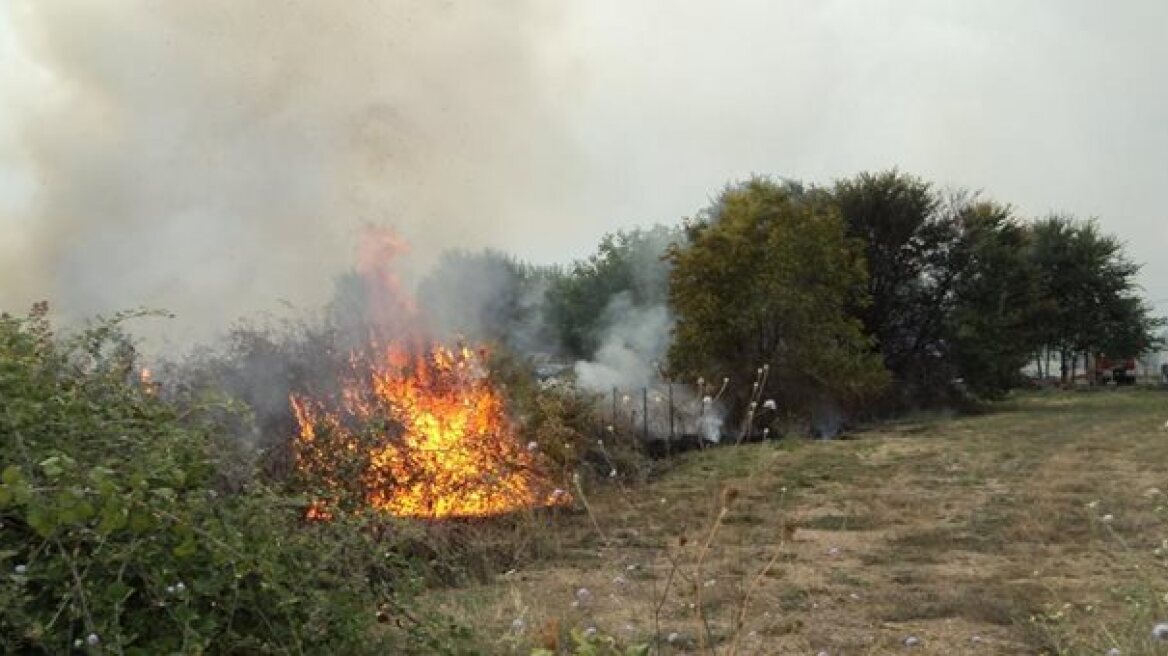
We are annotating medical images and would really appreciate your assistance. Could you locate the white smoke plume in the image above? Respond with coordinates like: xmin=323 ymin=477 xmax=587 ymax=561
xmin=574 ymin=292 xmax=725 ymax=443
xmin=0 ymin=1 xmax=579 ymax=343
xmin=573 ymin=293 xmax=670 ymax=393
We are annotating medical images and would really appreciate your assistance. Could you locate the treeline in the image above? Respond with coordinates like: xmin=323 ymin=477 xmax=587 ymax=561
xmin=433 ymin=170 xmax=1163 ymax=418
xmin=670 ymin=172 xmax=1162 ymax=416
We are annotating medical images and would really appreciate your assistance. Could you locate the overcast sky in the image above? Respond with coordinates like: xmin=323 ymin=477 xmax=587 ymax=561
xmin=1 ymin=1 xmax=1165 ymax=334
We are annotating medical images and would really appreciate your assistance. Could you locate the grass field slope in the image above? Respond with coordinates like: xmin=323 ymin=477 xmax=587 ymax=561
xmin=426 ymin=390 xmax=1168 ymax=655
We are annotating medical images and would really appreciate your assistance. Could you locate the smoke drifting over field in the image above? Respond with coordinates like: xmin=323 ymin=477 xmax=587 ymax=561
xmin=0 ymin=1 xmax=577 ymax=339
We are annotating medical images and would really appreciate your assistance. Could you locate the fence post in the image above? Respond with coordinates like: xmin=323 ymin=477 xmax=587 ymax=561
xmin=642 ymin=387 xmax=649 ymax=442
xmin=611 ymin=387 xmax=618 ymax=430
xmin=667 ymin=382 xmax=675 ymax=457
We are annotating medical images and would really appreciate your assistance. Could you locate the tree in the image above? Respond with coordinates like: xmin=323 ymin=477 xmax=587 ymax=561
xmin=830 ymin=170 xmax=972 ymax=405
xmin=944 ymin=199 xmax=1042 ymax=397
xmin=1027 ymin=216 xmax=1162 ymax=382
xmin=544 ymin=225 xmax=680 ymax=359
xmin=667 ymin=177 xmax=888 ymax=416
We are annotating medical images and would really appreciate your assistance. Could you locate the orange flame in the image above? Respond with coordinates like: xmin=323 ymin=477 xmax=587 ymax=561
xmin=290 ymin=226 xmax=568 ymax=519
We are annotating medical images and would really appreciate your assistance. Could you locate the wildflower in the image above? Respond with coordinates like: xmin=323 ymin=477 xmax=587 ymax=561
xmin=608 ymin=469 xmax=617 ymax=478
xmin=166 ymin=585 xmax=176 ymax=595
xmin=903 ymin=635 xmax=921 ymax=647
xmin=510 ymin=618 xmax=525 ymax=633
xmin=827 ymin=546 xmax=841 ymax=557
xmin=763 ymin=399 xmax=777 ymax=410
xmin=1101 ymin=514 xmax=1114 ymax=523
xmin=527 ymin=441 xmax=539 ymax=452
xmin=667 ymin=632 xmax=683 ymax=644
xmin=1086 ymin=500 xmax=1100 ymax=510
xmin=575 ymin=587 xmax=592 ymax=604
xmin=703 ymin=578 xmax=716 ymax=588
xmin=551 ymin=488 xmax=566 ymax=499
xmin=583 ymin=626 xmax=598 ymax=639
xmin=73 ymin=639 xmax=84 ymax=648
xmin=14 ymin=564 xmax=27 ymax=575
xmin=613 ymin=575 xmax=628 ymax=586
xmin=87 ymin=633 xmax=100 ymax=646
xmin=1153 ymin=622 xmax=1168 ymax=641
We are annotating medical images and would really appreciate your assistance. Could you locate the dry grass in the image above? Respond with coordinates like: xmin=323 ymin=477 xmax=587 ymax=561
xmin=419 ymin=389 xmax=1168 ymax=654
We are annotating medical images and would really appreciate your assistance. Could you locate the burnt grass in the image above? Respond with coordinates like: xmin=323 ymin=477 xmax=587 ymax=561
xmin=417 ymin=389 xmax=1168 ymax=654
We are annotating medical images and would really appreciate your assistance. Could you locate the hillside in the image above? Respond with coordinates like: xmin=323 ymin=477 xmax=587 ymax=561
xmin=424 ymin=390 xmax=1168 ymax=655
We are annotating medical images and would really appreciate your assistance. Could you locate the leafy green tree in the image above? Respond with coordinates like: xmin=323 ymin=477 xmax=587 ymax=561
xmin=667 ymin=177 xmax=888 ymax=415
xmin=1028 ymin=216 xmax=1163 ymax=381
xmin=544 ymin=225 xmax=680 ymax=358
xmin=831 ymin=170 xmax=962 ymax=403
xmin=944 ymin=199 xmax=1042 ymax=397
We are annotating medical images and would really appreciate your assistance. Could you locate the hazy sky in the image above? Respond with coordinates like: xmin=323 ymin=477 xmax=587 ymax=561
xmin=1 ymin=1 xmax=1165 ymax=333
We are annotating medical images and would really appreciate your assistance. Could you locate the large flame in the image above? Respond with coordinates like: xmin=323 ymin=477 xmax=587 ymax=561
xmin=290 ymin=227 xmax=567 ymax=519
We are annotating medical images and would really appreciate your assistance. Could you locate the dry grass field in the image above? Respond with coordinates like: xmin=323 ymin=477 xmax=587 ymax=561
xmin=420 ymin=389 xmax=1168 ymax=655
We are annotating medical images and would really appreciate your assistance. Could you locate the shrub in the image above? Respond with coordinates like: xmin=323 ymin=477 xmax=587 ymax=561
xmin=0 ymin=304 xmax=472 ymax=654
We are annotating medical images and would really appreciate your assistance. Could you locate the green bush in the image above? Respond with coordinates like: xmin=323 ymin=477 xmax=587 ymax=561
xmin=0 ymin=304 xmax=473 ymax=654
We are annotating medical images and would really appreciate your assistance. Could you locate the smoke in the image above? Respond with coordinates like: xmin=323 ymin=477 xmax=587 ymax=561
xmin=573 ymin=292 xmax=725 ymax=444
xmin=0 ymin=1 xmax=578 ymax=343
xmin=415 ymin=249 xmax=552 ymax=354
xmin=573 ymin=294 xmax=669 ymax=392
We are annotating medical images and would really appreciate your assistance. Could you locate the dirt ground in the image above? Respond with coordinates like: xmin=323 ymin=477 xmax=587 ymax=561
xmin=422 ymin=389 xmax=1168 ymax=655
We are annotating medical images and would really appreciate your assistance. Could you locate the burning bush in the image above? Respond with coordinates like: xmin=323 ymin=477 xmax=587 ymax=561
xmin=283 ymin=226 xmax=572 ymax=520
xmin=291 ymin=341 xmax=569 ymax=519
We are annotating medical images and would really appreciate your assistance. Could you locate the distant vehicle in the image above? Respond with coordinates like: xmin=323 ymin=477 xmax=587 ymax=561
xmin=1091 ymin=354 xmax=1138 ymax=385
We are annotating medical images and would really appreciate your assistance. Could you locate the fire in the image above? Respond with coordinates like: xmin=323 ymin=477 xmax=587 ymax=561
xmin=289 ymin=226 xmax=568 ymax=519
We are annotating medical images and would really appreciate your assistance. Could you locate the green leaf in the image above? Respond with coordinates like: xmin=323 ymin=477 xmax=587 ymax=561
xmin=173 ymin=535 xmax=198 ymax=559
xmin=2 ymin=464 xmax=24 ymax=485
xmin=27 ymin=505 xmax=57 ymax=537
xmin=98 ymin=497 xmax=128 ymax=534
xmin=128 ymin=509 xmax=154 ymax=533
xmin=39 ymin=454 xmax=75 ymax=479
